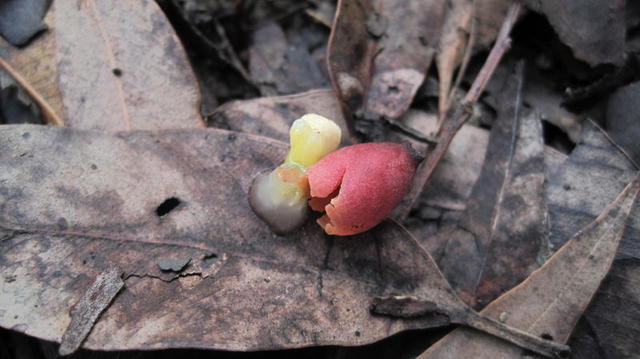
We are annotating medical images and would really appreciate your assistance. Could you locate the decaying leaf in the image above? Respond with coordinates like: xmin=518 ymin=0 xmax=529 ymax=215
xmin=0 ymin=125 xmax=471 ymax=351
xmin=523 ymin=0 xmax=625 ymax=67
xmin=1 ymin=0 xmax=203 ymax=130
xmin=419 ymin=172 xmax=640 ymax=358
xmin=0 ymin=0 xmax=49 ymax=46
xmin=429 ymin=63 xmax=548 ymax=309
xmin=0 ymin=125 xmax=571 ymax=356
xmin=546 ymin=121 xmax=640 ymax=357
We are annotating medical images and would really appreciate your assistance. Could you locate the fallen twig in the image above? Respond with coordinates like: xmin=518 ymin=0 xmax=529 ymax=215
xmin=394 ymin=1 xmax=522 ymax=221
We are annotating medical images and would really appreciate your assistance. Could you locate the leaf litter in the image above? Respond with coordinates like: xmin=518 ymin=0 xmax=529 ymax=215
xmin=428 ymin=61 xmax=549 ymax=309
xmin=0 ymin=125 xmax=567 ymax=356
xmin=2 ymin=0 xmax=640 ymax=357
xmin=1 ymin=0 xmax=204 ymax=130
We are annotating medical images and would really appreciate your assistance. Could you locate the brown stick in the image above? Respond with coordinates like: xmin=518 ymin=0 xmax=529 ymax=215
xmin=0 ymin=56 xmax=65 ymax=127
xmin=394 ymin=1 xmax=522 ymax=221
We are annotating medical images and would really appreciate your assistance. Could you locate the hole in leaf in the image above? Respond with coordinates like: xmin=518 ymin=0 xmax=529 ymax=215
xmin=541 ymin=333 xmax=554 ymax=341
xmin=156 ymin=197 xmax=181 ymax=217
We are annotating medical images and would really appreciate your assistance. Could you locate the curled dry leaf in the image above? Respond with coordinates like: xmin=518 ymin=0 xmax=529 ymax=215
xmin=0 ymin=0 xmax=203 ymax=130
xmin=0 ymin=125 xmax=489 ymax=351
xmin=419 ymin=172 xmax=640 ymax=359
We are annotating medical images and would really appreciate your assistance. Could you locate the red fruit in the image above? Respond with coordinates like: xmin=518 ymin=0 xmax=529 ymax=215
xmin=306 ymin=142 xmax=418 ymax=235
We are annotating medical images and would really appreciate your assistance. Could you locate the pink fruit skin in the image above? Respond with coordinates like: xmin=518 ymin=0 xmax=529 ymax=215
xmin=306 ymin=142 xmax=417 ymax=236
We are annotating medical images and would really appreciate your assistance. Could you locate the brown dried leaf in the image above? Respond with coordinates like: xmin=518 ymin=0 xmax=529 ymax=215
xmin=0 ymin=11 xmax=63 ymax=120
xmin=208 ymin=89 xmax=350 ymax=144
xmin=545 ymin=121 xmax=640 ymax=357
xmin=436 ymin=0 xmax=473 ymax=114
xmin=327 ymin=0 xmax=377 ymax=116
xmin=0 ymin=124 xmax=470 ymax=351
xmin=429 ymin=63 xmax=548 ymax=309
xmin=436 ymin=0 xmax=511 ymax=114
xmin=399 ymin=110 xmax=566 ymax=212
xmin=419 ymin=172 xmax=640 ymax=358
xmin=523 ymin=0 xmax=625 ymax=66
xmin=0 ymin=0 xmax=203 ymax=130
xmin=328 ymin=0 xmax=446 ymax=123
xmin=362 ymin=0 xmax=446 ymax=120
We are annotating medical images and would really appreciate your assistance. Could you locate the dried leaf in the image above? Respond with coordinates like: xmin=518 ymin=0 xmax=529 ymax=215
xmin=1 ymin=0 xmax=203 ymax=130
xmin=606 ymin=80 xmax=640 ymax=166
xmin=249 ymin=23 xmax=328 ymax=96
xmin=0 ymin=0 xmax=48 ymax=46
xmin=436 ymin=0 xmax=512 ymax=114
xmin=209 ymin=89 xmax=350 ymax=145
xmin=523 ymin=0 xmax=625 ymax=66
xmin=436 ymin=0 xmax=473 ymax=114
xmin=363 ymin=0 xmax=446 ymax=120
xmin=0 ymin=68 xmax=43 ymax=125
xmin=419 ymin=172 xmax=640 ymax=359
xmin=431 ymin=63 xmax=548 ymax=308
xmin=545 ymin=121 xmax=640 ymax=357
xmin=0 ymin=11 xmax=63 ymax=119
xmin=0 ymin=125 xmax=474 ymax=351
xmin=327 ymin=0 xmax=377 ymax=115
xmin=399 ymin=110 xmax=566 ymax=212
xmin=328 ymin=0 xmax=446 ymax=122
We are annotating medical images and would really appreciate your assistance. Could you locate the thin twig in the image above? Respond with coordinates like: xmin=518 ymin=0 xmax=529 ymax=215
xmin=463 ymin=2 xmax=521 ymax=104
xmin=0 ymin=56 xmax=65 ymax=126
xmin=393 ymin=1 xmax=522 ymax=221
